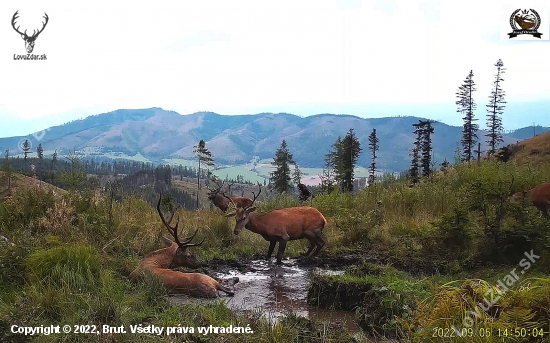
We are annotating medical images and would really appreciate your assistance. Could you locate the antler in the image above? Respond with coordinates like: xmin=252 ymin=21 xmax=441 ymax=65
xmin=222 ymin=192 xmax=237 ymax=209
xmin=157 ymin=195 xmax=204 ymax=248
xmin=31 ymin=13 xmax=49 ymax=39
xmin=11 ymin=11 xmax=24 ymax=36
xmin=207 ymin=179 xmax=224 ymax=194
xmin=249 ymin=182 xmax=262 ymax=208
xmin=11 ymin=12 xmax=49 ymax=39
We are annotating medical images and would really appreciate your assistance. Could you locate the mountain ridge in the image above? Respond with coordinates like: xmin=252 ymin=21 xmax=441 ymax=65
xmin=1 ymin=107 xmax=548 ymax=172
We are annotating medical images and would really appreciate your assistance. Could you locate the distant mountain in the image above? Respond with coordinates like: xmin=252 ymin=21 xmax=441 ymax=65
xmin=0 ymin=108 xmax=546 ymax=172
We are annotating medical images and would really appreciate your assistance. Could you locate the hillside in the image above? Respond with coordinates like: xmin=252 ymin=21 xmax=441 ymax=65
xmin=507 ymin=131 xmax=550 ymax=167
xmin=0 ymin=172 xmax=66 ymax=199
xmin=0 ymin=108 xmax=547 ymax=172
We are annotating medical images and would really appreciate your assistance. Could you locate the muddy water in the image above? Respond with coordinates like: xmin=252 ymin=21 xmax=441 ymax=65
xmin=169 ymin=258 xmax=361 ymax=332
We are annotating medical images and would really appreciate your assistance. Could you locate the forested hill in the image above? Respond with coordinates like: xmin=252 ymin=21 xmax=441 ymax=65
xmin=0 ymin=108 xmax=547 ymax=172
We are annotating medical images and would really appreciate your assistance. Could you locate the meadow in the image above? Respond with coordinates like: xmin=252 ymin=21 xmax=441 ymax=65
xmin=1 ymin=158 xmax=550 ymax=342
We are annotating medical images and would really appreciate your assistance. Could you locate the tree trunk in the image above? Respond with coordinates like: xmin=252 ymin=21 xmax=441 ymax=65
xmin=196 ymin=159 xmax=201 ymax=210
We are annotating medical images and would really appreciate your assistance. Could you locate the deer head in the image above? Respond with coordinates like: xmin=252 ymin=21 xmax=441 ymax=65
xmin=157 ymin=195 xmax=204 ymax=268
xmin=225 ymin=182 xmax=261 ymax=234
xmin=206 ymin=180 xmax=224 ymax=200
xmin=12 ymin=11 xmax=49 ymax=54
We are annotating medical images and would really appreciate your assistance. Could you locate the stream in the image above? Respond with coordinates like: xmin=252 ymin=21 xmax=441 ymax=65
xmin=168 ymin=258 xmax=361 ymax=332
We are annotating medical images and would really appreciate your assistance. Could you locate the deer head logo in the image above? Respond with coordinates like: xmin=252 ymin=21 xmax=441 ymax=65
xmin=12 ymin=11 xmax=49 ymax=53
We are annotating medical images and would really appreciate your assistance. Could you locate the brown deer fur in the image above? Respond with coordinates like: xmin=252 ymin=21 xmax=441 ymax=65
xmin=209 ymin=192 xmax=253 ymax=212
xmin=510 ymin=183 xmax=550 ymax=217
xmin=129 ymin=236 xmax=234 ymax=298
xmin=227 ymin=206 xmax=327 ymax=264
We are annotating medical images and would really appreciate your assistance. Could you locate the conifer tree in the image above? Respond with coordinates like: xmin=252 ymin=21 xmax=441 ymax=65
xmin=456 ymin=70 xmax=478 ymax=162
xmin=486 ymin=59 xmax=506 ymax=155
xmin=409 ymin=122 xmax=423 ymax=184
xmin=440 ymin=158 xmax=451 ymax=173
xmin=37 ymin=143 xmax=44 ymax=180
xmin=420 ymin=120 xmax=435 ymax=177
xmin=193 ymin=139 xmax=215 ymax=209
xmin=270 ymin=140 xmax=295 ymax=193
xmin=292 ymin=164 xmax=302 ymax=185
xmin=22 ymin=139 xmax=31 ymax=171
xmin=52 ymin=149 xmax=58 ymax=170
xmin=326 ymin=129 xmax=362 ymax=192
xmin=367 ymin=128 xmax=379 ymax=186
xmin=59 ymin=149 xmax=87 ymax=190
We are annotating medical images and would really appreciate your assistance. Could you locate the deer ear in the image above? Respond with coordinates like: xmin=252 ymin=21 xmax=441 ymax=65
xmin=225 ymin=212 xmax=236 ymax=217
xmin=246 ymin=207 xmax=256 ymax=213
xmin=161 ymin=235 xmax=174 ymax=246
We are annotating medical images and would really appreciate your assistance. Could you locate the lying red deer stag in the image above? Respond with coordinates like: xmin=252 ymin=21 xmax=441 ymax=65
xmin=207 ymin=180 xmax=253 ymax=212
xmin=510 ymin=183 xmax=550 ymax=218
xmin=129 ymin=196 xmax=236 ymax=298
xmin=225 ymin=185 xmax=327 ymax=264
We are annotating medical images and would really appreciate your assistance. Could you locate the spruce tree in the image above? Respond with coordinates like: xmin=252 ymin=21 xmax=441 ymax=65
xmin=456 ymin=70 xmax=478 ymax=162
xmin=292 ymin=164 xmax=302 ymax=185
xmin=37 ymin=143 xmax=44 ymax=180
xmin=367 ymin=128 xmax=379 ymax=186
xmin=440 ymin=158 xmax=451 ymax=173
xmin=420 ymin=120 xmax=435 ymax=177
xmin=486 ymin=59 xmax=506 ymax=155
xmin=59 ymin=149 xmax=86 ymax=190
xmin=22 ymin=139 xmax=31 ymax=171
xmin=409 ymin=122 xmax=423 ymax=184
xmin=52 ymin=149 xmax=58 ymax=169
xmin=326 ymin=129 xmax=362 ymax=192
xmin=193 ymin=139 xmax=214 ymax=209
xmin=270 ymin=140 xmax=295 ymax=193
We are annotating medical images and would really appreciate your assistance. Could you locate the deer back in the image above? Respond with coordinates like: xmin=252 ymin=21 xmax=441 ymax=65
xmin=231 ymin=197 xmax=253 ymax=208
xmin=253 ymin=207 xmax=326 ymax=239
xmin=530 ymin=183 xmax=550 ymax=204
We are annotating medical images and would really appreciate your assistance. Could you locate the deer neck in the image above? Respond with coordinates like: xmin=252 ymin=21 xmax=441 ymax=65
xmin=142 ymin=247 xmax=175 ymax=269
xmin=245 ymin=213 xmax=264 ymax=235
xmin=213 ymin=194 xmax=228 ymax=210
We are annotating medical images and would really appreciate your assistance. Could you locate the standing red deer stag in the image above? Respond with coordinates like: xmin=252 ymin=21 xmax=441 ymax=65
xmin=510 ymin=183 xmax=550 ymax=218
xmin=207 ymin=180 xmax=253 ymax=212
xmin=129 ymin=196 xmax=236 ymax=298
xmin=225 ymin=185 xmax=327 ymax=264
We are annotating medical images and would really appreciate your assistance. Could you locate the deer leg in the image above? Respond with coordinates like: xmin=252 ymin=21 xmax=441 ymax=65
xmin=266 ymin=241 xmax=277 ymax=259
xmin=311 ymin=231 xmax=326 ymax=256
xmin=301 ymin=232 xmax=316 ymax=257
xmin=276 ymin=240 xmax=288 ymax=264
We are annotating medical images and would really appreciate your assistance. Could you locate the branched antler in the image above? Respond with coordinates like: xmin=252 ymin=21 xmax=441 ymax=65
xmin=157 ymin=195 xmax=204 ymax=248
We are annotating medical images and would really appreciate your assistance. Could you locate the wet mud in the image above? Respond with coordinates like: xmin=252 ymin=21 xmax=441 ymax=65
xmin=169 ymin=256 xmax=362 ymax=331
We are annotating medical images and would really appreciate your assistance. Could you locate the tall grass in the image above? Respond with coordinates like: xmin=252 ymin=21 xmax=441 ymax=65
xmin=1 ymin=159 xmax=549 ymax=342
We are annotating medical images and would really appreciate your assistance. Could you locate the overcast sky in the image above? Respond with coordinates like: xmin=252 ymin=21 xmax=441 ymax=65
xmin=1 ymin=0 xmax=549 ymax=138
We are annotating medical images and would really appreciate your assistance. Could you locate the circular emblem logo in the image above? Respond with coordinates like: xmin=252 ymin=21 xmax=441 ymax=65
xmin=508 ymin=9 xmax=543 ymax=38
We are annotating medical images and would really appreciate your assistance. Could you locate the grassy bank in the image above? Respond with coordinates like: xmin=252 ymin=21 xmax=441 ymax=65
xmin=1 ymin=159 xmax=550 ymax=342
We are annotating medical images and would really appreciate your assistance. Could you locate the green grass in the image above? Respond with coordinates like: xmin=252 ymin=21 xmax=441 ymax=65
xmin=212 ymin=165 xmax=266 ymax=183
xmin=1 ymin=158 xmax=550 ymax=342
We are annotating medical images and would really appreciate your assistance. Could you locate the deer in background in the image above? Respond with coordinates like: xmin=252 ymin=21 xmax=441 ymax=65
xmin=207 ymin=180 xmax=254 ymax=212
xmin=225 ymin=184 xmax=327 ymax=264
xmin=510 ymin=183 xmax=550 ymax=218
xmin=129 ymin=196 xmax=236 ymax=298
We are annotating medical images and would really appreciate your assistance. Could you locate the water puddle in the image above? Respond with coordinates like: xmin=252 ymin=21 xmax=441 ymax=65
xmin=169 ymin=259 xmax=361 ymax=332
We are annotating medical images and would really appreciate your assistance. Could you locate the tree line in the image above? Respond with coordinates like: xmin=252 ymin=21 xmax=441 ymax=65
xmin=407 ymin=59 xmax=507 ymax=183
